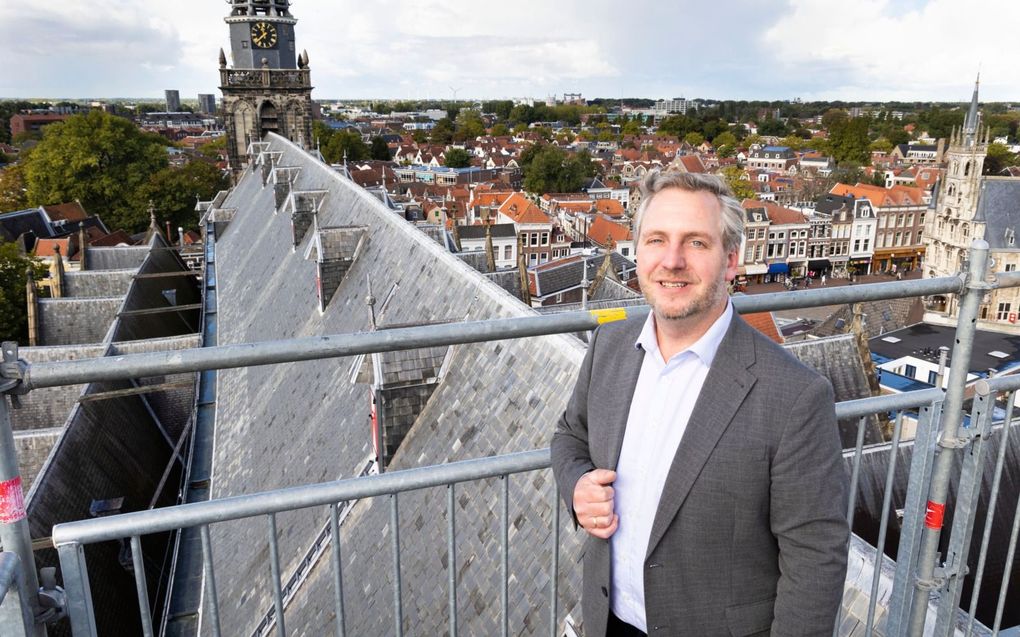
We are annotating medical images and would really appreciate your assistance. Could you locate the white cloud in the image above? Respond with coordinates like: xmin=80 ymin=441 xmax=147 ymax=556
xmin=0 ymin=0 xmax=1016 ymax=100
xmin=762 ymin=0 xmax=1020 ymax=100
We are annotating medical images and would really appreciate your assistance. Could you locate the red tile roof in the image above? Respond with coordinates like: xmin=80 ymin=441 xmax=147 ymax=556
xmin=742 ymin=311 xmax=783 ymax=344
xmin=594 ymin=198 xmax=625 ymax=217
xmin=675 ymin=155 xmax=707 ymax=173
xmin=42 ymin=201 xmax=87 ymax=222
xmin=830 ymin=183 xmax=925 ymax=207
xmin=741 ymin=199 xmax=806 ymax=225
xmin=498 ymin=193 xmax=549 ymax=225
xmin=587 ymin=215 xmax=632 ymax=247
xmin=34 ymin=237 xmax=71 ymax=258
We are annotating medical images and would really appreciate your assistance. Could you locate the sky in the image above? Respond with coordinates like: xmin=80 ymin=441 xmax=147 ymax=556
xmin=1 ymin=0 xmax=1017 ymax=103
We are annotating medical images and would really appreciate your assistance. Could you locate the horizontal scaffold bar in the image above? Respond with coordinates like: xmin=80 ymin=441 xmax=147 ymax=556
xmin=9 ymin=275 xmax=966 ymax=391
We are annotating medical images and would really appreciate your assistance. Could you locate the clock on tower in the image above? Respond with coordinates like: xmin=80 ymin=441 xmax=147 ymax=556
xmin=220 ymin=0 xmax=314 ymax=176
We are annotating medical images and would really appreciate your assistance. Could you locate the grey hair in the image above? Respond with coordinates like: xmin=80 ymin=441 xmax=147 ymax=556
xmin=632 ymin=169 xmax=745 ymax=254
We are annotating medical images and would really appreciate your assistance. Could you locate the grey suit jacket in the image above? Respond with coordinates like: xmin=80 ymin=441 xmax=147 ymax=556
xmin=551 ymin=313 xmax=849 ymax=637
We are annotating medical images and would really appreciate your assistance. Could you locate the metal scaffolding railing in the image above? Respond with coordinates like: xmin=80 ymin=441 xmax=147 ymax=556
xmin=0 ymin=552 xmax=34 ymax=637
xmin=1 ymin=239 xmax=1020 ymax=636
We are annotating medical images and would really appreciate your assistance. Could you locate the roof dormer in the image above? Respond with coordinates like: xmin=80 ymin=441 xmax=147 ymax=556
xmin=304 ymin=225 xmax=369 ymax=311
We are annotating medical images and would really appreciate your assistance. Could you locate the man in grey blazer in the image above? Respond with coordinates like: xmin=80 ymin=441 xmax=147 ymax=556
xmin=551 ymin=170 xmax=849 ymax=636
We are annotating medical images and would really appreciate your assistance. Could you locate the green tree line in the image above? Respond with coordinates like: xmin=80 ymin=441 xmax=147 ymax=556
xmin=4 ymin=110 xmax=228 ymax=232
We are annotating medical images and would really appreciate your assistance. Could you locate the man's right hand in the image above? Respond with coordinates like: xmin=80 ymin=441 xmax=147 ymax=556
xmin=572 ymin=469 xmax=618 ymax=539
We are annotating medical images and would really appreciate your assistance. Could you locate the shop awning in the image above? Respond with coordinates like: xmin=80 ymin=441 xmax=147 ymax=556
xmin=808 ymin=259 xmax=831 ymax=270
xmin=767 ymin=263 xmax=789 ymax=275
xmin=744 ymin=263 xmax=768 ymax=275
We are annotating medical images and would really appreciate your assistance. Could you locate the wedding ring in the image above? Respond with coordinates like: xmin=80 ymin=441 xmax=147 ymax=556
xmin=592 ymin=516 xmax=600 ymax=528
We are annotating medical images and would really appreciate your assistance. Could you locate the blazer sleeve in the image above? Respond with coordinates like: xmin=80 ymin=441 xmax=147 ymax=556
xmin=769 ymin=374 xmax=850 ymax=635
xmin=550 ymin=326 xmax=600 ymax=526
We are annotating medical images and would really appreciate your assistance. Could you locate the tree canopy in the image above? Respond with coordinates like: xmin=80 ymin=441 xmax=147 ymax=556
xmin=443 ymin=148 xmax=472 ymax=168
xmin=313 ymin=122 xmax=369 ymax=164
xmin=720 ymin=166 xmax=756 ymax=200
xmin=520 ymin=145 xmax=595 ymax=194
xmin=132 ymin=160 xmax=229 ymax=233
xmin=0 ymin=164 xmax=28 ymax=212
xmin=24 ymin=110 xmax=169 ymax=232
xmin=984 ymin=142 xmax=1019 ymax=175
xmin=827 ymin=117 xmax=871 ymax=166
xmin=454 ymin=109 xmax=486 ymax=141
xmin=0 ymin=241 xmax=44 ymax=343
xmin=370 ymin=136 xmax=392 ymax=161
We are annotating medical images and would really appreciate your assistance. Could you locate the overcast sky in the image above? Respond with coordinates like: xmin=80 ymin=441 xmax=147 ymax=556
xmin=1 ymin=0 xmax=1017 ymax=103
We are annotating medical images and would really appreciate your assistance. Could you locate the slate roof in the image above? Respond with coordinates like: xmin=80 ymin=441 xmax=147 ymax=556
xmin=354 ymin=342 xmax=448 ymax=387
xmin=895 ymin=143 xmax=937 ymax=154
xmin=201 ymin=133 xmax=587 ymax=636
xmin=0 ymin=208 xmax=50 ymax=242
xmin=973 ymin=178 xmax=1020 ymax=248
xmin=458 ymin=223 xmax=516 ymax=240
xmin=531 ymin=252 xmax=636 ymax=296
xmin=811 ymin=297 xmax=925 ymax=340
xmin=816 ymin=193 xmax=855 ymax=215
xmin=783 ymin=334 xmax=885 ymax=447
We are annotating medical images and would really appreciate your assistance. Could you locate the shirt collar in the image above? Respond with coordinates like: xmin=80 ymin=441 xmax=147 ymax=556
xmin=634 ymin=301 xmax=734 ymax=367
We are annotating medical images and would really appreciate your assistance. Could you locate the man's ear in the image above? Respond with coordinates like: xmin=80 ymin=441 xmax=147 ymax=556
xmin=724 ymin=249 xmax=739 ymax=282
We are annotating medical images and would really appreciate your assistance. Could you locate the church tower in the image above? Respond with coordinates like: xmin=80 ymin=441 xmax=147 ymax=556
xmin=219 ymin=0 xmax=314 ymax=175
xmin=923 ymin=76 xmax=989 ymax=283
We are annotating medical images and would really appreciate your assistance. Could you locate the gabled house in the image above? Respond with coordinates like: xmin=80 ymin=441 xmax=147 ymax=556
xmin=586 ymin=214 xmax=634 ymax=259
xmin=497 ymin=193 xmax=559 ymax=265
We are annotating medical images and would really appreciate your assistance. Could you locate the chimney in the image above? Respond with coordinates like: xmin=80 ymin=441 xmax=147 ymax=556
xmin=484 ymin=223 xmax=496 ymax=273
xmin=25 ymin=267 xmax=38 ymax=346
xmin=51 ymin=244 xmax=64 ymax=298
xmin=78 ymin=224 xmax=88 ymax=271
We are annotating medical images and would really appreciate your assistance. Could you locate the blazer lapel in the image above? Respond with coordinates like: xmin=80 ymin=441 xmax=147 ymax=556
xmin=602 ymin=323 xmax=645 ymax=470
xmin=644 ymin=316 xmax=757 ymax=559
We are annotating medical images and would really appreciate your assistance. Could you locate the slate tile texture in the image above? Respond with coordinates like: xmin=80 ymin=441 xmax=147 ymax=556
xmin=208 ymin=135 xmax=587 ymax=636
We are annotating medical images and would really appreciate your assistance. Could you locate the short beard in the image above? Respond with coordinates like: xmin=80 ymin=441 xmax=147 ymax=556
xmin=646 ymin=279 xmax=728 ymax=322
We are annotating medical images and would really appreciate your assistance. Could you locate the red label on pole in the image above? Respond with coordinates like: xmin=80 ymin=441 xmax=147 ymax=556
xmin=924 ymin=500 xmax=946 ymax=530
xmin=0 ymin=476 xmax=26 ymax=524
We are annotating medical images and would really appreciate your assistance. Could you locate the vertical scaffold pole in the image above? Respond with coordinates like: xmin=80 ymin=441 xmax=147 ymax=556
xmin=906 ymin=240 xmax=989 ymax=636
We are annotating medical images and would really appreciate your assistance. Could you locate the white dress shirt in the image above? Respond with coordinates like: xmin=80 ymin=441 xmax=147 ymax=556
xmin=609 ymin=303 xmax=733 ymax=632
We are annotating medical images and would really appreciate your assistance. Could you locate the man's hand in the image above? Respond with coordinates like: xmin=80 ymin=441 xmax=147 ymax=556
xmin=573 ymin=469 xmax=618 ymax=539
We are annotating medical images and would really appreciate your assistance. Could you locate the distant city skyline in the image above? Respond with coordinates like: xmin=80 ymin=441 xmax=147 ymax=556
xmin=2 ymin=0 xmax=1018 ymax=103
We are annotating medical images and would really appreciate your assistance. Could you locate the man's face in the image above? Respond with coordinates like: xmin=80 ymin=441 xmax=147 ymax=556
xmin=636 ymin=188 xmax=738 ymax=323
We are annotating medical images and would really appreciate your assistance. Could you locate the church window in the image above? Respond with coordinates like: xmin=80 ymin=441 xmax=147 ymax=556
xmin=997 ymin=302 xmax=1012 ymax=321
xmin=964 ymin=162 xmax=972 ymax=177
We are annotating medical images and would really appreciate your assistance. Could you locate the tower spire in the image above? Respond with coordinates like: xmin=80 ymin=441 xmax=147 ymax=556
xmin=963 ymin=73 xmax=980 ymax=148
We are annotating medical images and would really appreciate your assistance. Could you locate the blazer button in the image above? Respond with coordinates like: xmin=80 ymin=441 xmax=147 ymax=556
xmin=601 ymin=586 xmax=608 ymax=597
